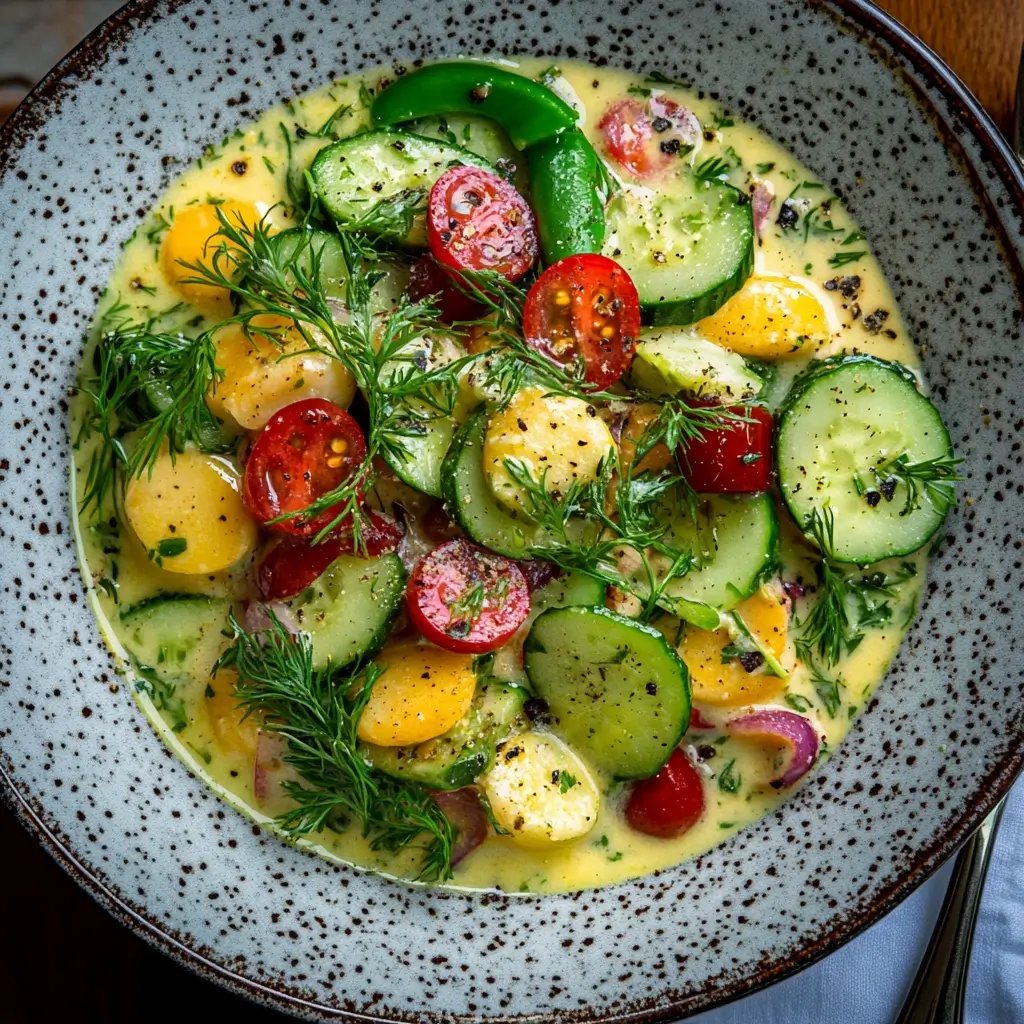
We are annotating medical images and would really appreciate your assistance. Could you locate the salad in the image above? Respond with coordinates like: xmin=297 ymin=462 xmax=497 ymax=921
xmin=71 ymin=59 xmax=958 ymax=892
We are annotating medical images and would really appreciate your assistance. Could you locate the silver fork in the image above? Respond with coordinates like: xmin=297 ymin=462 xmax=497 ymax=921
xmin=893 ymin=50 xmax=1024 ymax=1022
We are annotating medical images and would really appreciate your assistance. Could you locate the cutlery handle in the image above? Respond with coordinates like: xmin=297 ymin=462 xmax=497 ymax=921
xmin=894 ymin=797 xmax=1007 ymax=1024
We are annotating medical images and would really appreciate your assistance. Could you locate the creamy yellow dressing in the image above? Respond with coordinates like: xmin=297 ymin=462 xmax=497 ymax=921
xmin=71 ymin=58 xmax=927 ymax=894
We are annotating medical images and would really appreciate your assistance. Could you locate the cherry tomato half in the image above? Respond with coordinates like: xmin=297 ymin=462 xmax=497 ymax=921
xmin=681 ymin=404 xmax=773 ymax=493
xmin=406 ymin=255 xmax=486 ymax=324
xmin=255 ymin=512 xmax=403 ymax=600
xmin=427 ymin=165 xmax=538 ymax=282
xmin=407 ymin=538 xmax=530 ymax=654
xmin=244 ymin=398 xmax=367 ymax=537
xmin=522 ymin=254 xmax=640 ymax=389
xmin=624 ymin=748 xmax=706 ymax=839
xmin=598 ymin=96 xmax=701 ymax=179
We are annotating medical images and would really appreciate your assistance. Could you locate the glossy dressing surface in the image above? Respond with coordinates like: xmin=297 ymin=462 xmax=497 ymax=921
xmin=71 ymin=58 xmax=926 ymax=894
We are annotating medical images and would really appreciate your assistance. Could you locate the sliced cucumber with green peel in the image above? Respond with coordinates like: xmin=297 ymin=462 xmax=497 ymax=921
xmin=309 ymin=129 xmax=495 ymax=246
xmin=361 ymin=680 xmax=527 ymax=790
xmin=630 ymin=327 xmax=764 ymax=401
xmin=777 ymin=355 xmax=955 ymax=563
xmin=287 ymin=552 xmax=406 ymax=669
xmin=379 ymin=332 xmax=465 ymax=498
xmin=620 ymin=493 xmax=778 ymax=627
xmin=404 ymin=113 xmax=523 ymax=188
xmin=268 ymin=227 xmax=349 ymax=301
xmin=119 ymin=593 xmax=232 ymax=678
xmin=530 ymin=572 xmax=606 ymax=614
xmin=440 ymin=410 xmax=549 ymax=558
xmin=604 ymin=173 xmax=754 ymax=325
xmin=523 ymin=605 xmax=691 ymax=780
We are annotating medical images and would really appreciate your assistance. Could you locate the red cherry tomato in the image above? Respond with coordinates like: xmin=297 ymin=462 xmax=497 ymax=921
xmin=244 ymin=398 xmax=367 ymax=536
xmin=598 ymin=99 xmax=658 ymax=178
xmin=624 ymin=748 xmax=706 ymax=839
xmin=427 ymin=165 xmax=538 ymax=282
xmin=406 ymin=255 xmax=486 ymax=324
xmin=255 ymin=513 xmax=403 ymax=600
xmin=522 ymin=254 xmax=640 ymax=389
xmin=598 ymin=96 xmax=701 ymax=179
xmin=406 ymin=538 xmax=530 ymax=654
xmin=680 ymin=404 xmax=773 ymax=493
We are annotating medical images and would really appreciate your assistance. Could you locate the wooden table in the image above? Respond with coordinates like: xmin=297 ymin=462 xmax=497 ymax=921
xmin=1 ymin=1 xmax=1022 ymax=1020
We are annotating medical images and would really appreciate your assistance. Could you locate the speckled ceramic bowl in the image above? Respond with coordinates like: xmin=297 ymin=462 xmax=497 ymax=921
xmin=1 ymin=0 xmax=1022 ymax=1019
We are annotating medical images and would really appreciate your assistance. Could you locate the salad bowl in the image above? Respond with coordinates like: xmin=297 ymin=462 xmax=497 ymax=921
xmin=1 ymin=0 xmax=1022 ymax=1020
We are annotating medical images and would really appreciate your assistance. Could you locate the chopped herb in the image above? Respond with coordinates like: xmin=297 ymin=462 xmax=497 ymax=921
xmin=784 ymin=693 xmax=812 ymax=712
xmin=718 ymin=759 xmax=741 ymax=793
xmin=559 ymin=771 xmax=579 ymax=794
xmin=828 ymin=250 xmax=867 ymax=269
xmin=156 ymin=537 xmax=188 ymax=558
xmin=644 ymin=70 xmax=690 ymax=89
xmin=755 ymin=161 xmax=776 ymax=174
xmin=694 ymin=155 xmax=732 ymax=182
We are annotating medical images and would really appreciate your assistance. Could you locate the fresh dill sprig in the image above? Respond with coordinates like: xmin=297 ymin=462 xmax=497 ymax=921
xmin=76 ymin=309 xmax=226 ymax=517
xmin=794 ymin=505 xmax=861 ymax=666
xmin=869 ymin=451 xmax=963 ymax=517
xmin=217 ymin=611 xmax=455 ymax=881
xmin=500 ymin=454 xmax=694 ymax=618
xmin=179 ymin=210 xmax=476 ymax=540
xmin=694 ymin=156 xmax=732 ymax=183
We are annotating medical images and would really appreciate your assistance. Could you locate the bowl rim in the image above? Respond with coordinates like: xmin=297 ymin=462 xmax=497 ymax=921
xmin=1 ymin=0 xmax=1023 ymax=1020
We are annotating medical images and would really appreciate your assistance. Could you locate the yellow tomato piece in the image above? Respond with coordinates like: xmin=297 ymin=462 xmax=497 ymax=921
xmin=205 ymin=670 xmax=261 ymax=759
xmin=680 ymin=588 xmax=788 ymax=707
xmin=124 ymin=449 xmax=258 ymax=574
xmin=483 ymin=731 xmax=599 ymax=845
xmin=207 ymin=320 xmax=356 ymax=430
xmin=357 ymin=644 xmax=477 ymax=747
xmin=483 ymin=387 xmax=615 ymax=515
xmin=161 ymin=200 xmax=260 ymax=314
xmin=698 ymin=275 xmax=830 ymax=359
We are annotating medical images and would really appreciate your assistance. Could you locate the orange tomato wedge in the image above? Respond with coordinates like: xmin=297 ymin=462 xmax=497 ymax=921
xmin=698 ymin=275 xmax=830 ymax=359
xmin=679 ymin=588 xmax=788 ymax=707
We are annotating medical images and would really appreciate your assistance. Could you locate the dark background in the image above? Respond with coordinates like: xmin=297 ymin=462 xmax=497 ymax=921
xmin=2 ymin=0 xmax=1022 ymax=1021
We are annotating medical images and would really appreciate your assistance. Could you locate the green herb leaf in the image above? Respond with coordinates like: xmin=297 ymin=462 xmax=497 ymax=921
xmin=216 ymin=611 xmax=455 ymax=880
xmin=718 ymin=759 xmax=741 ymax=793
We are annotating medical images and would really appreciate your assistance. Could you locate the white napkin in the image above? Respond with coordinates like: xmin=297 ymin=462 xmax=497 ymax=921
xmin=690 ymin=777 xmax=1024 ymax=1023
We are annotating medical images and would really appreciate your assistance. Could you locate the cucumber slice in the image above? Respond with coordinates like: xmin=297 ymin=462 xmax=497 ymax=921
xmin=361 ymin=680 xmax=527 ymax=790
xmin=619 ymin=493 xmax=778 ymax=627
xmin=630 ymin=327 xmax=764 ymax=401
xmin=604 ymin=173 xmax=753 ymax=326
xmin=531 ymin=572 xmax=606 ymax=613
xmin=309 ymin=129 xmax=494 ymax=246
xmin=119 ymin=593 xmax=231 ymax=679
xmin=268 ymin=227 xmax=349 ymax=301
xmin=379 ymin=332 xmax=464 ymax=497
xmin=777 ymin=355 xmax=954 ymax=562
xmin=440 ymin=410 xmax=549 ymax=558
xmin=287 ymin=552 xmax=406 ymax=669
xmin=523 ymin=606 xmax=691 ymax=780
xmin=404 ymin=113 xmax=522 ymax=187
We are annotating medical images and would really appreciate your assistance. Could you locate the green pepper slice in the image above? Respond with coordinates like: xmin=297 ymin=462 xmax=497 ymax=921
xmin=526 ymin=130 xmax=606 ymax=264
xmin=371 ymin=62 xmax=577 ymax=150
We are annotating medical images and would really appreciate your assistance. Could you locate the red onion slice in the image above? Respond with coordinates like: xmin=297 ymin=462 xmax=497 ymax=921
xmin=727 ymin=709 xmax=820 ymax=789
xmin=432 ymin=788 xmax=488 ymax=867
xmin=752 ymin=179 xmax=776 ymax=236
xmin=244 ymin=600 xmax=301 ymax=637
